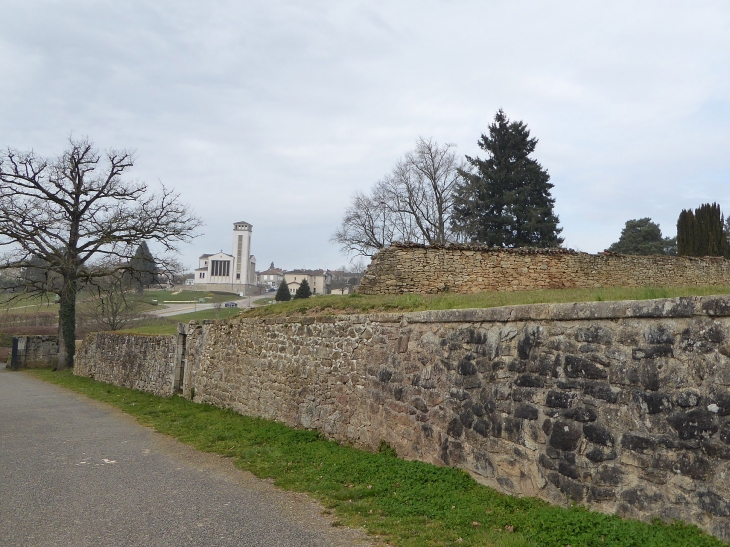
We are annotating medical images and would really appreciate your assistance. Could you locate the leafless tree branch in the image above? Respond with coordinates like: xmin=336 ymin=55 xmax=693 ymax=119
xmin=0 ymin=136 xmax=202 ymax=368
xmin=331 ymin=137 xmax=464 ymax=257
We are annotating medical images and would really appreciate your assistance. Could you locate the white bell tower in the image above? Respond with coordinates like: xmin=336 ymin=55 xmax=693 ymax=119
xmin=231 ymin=221 xmax=252 ymax=285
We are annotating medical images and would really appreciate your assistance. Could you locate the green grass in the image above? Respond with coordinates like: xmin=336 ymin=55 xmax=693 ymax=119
xmin=0 ymin=292 xmax=59 ymax=314
xmin=244 ymin=285 xmax=730 ymax=318
xmin=29 ymin=369 xmax=727 ymax=547
xmin=115 ymin=307 xmax=244 ymax=335
xmin=139 ymin=290 xmax=238 ymax=305
xmin=0 ymin=288 xmax=231 ymax=315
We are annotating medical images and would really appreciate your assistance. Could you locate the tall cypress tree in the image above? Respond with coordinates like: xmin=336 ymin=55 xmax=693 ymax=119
xmin=677 ymin=203 xmax=729 ymax=257
xmin=451 ymin=109 xmax=563 ymax=247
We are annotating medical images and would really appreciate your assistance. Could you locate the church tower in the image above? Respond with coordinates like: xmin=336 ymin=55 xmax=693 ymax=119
xmin=232 ymin=221 xmax=252 ymax=285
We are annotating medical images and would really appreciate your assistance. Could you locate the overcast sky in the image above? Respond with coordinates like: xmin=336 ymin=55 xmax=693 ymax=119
xmin=2 ymin=1 xmax=729 ymax=272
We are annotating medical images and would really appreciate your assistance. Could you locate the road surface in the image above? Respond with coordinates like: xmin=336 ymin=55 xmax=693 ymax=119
xmin=0 ymin=370 xmax=373 ymax=547
xmin=148 ymin=293 xmax=273 ymax=317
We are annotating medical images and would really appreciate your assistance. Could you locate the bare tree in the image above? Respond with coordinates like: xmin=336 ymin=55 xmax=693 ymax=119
xmin=380 ymin=137 xmax=464 ymax=245
xmin=331 ymin=190 xmax=400 ymax=257
xmin=78 ymin=273 xmax=146 ymax=332
xmin=332 ymin=138 xmax=463 ymax=257
xmin=0 ymin=137 xmax=202 ymax=369
xmin=349 ymin=258 xmax=366 ymax=274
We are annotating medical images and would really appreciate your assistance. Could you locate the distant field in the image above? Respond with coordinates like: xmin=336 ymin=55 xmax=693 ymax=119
xmin=241 ymin=285 xmax=730 ymax=318
xmin=0 ymin=289 xmax=238 ymax=317
xmin=138 ymin=290 xmax=238 ymax=305
xmin=0 ymin=293 xmax=59 ymax=314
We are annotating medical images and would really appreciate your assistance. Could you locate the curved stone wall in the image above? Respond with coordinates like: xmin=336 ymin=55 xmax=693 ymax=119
xmin=357 ymin=244 xmax=730 ymax=294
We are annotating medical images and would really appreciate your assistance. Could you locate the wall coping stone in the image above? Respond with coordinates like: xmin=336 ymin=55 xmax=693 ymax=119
xmin=238 ymin=295 xmax=730 ymax=328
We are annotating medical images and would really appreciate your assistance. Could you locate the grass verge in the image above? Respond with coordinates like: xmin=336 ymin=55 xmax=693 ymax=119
xmin=28 ymin=369 xmax=726 ymax=547
xmin=243 ymin=285 xmax=730 ymax=319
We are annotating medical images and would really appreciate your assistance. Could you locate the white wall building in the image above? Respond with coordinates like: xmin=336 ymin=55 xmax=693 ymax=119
xmin=194 ymin=221 xmax=257 ymax=291
xmin=284 ymin=269 xmax=330 ymax=296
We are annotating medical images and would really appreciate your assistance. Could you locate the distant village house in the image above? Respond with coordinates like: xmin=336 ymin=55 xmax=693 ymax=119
xmin=257 ymin=263 xmax=284 ymax=289
xmin=284 ymin=269 xmax=330 ymax=296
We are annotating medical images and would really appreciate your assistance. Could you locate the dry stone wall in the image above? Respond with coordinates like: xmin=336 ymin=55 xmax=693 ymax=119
xmin=74 ymin=333 xmax=178 ymax=397
xmin=357 ymin=244 xmax=730 ymax=294
xmin=77 ymin=296 xmax=730 ymax=540
xmin=11 ymin=335 xmax=58 ymax=368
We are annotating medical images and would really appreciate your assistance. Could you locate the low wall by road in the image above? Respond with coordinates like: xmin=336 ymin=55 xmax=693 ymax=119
xmin=10 ymin=335 xmax=58 ymax=369
xmin=357 ymin=244 xmax=730 ymax=294
xmin=76 ymin=333 xmax=181 ymax=396
xmin=75 ymin=295 xmax=730 ymax=540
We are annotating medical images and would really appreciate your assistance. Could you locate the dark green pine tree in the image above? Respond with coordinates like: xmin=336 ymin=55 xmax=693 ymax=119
xmin=451 ymin=109 xmax=563 ymax=247
xmin=677 ymin=203 xmax=730 ymax=257
xmin=294 ymin=278 xmax=312 ymax=299
xmin=607 ymin=218 xmax=673 ymax=255
xmin=275 ymin=280 xmax=291 ymax=302
xmin=127 ymin=242 xmax=158 ymax=293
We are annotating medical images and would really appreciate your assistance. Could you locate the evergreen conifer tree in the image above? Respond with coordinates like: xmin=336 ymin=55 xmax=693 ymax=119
xmin=294 ymin=278 xmax=312 ymax=299
xmin=275 ymin=280 xmax=291 ymax=301
xmin=451 ymin=109 xmax=563 ymax=247
xmin=677 ymin=203 xmax=730 ymax=257
xmin=607 ymin=218 xmax=673 ymax=255
xmin=127 ymin=242 xmax=158 ymax=293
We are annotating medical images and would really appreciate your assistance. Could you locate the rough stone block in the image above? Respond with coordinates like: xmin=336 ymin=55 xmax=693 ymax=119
xmin=548 ymin=420 xmax=582 ymax=451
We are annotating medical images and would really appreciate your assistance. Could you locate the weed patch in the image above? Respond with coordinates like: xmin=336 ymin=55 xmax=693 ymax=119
xmin=28 ymin=369 xmax=726 ymax=547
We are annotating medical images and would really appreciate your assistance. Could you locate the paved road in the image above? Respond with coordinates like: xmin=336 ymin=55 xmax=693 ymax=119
xmin=149 ymin=293 xmax=273 ymax=317
xmin=0 ymin=371 xmax=373 ymax=547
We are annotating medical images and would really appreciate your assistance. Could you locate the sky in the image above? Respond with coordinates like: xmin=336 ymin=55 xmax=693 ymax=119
xmin=2 ymin=1 xmax=730 ymax=272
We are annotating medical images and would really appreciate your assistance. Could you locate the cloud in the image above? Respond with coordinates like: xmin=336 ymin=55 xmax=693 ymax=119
xmin=1 ymin=0 xmax=729 ymax=269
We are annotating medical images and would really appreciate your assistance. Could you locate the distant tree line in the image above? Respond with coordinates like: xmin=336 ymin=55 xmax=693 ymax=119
xmin=606 ymin=203 xmax=730 ymax=258
xmin=677 ymin=203 xmax=730 ymax=258
xmin=332 ymin=109 xmax=728 ymax=262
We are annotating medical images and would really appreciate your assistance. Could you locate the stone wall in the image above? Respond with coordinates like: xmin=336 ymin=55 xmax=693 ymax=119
xmin=74 ymin=332 xmax=180 ymax=397
xmin=77 ymin=296 xmax=730 ymax=540
xmin=11 ymin=335 xmax=59 ymax=369
xmin=357 ymin=244 xmax=730 ymax=294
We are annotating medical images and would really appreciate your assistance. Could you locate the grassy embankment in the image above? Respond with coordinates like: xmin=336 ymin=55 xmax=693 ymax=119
xmin=119 ymin=285 xmax=730 ymax=336
xmin=29 ymin=369 xmax=726 ymax=547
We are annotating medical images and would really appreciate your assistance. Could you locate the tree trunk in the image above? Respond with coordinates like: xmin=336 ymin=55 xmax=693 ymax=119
xmin=57 ymin=271 xmax=77 ymax=370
